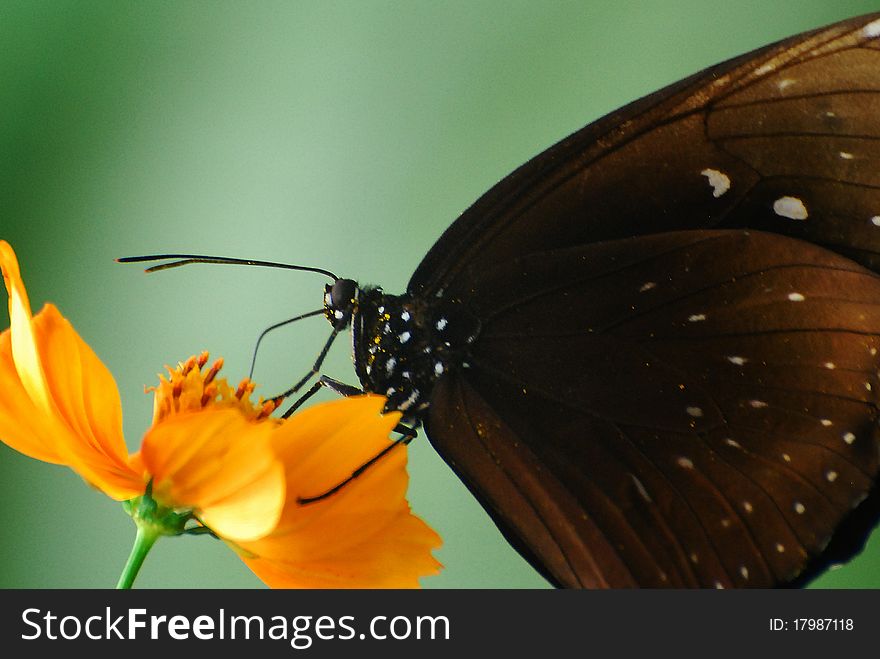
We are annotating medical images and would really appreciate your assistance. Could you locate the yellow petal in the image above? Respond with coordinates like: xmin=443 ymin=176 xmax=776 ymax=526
xmin=237 ymin=395 xmax=442 ymax=588
xmin=0 ymin=241 xmax=141 ymax=500
xmin=140 ymin=408 xmax=285 ymax=541
xmin=0 ymin=241 xmax=51 ymax=414
xmin=0 ymin=328 xmax=65 ymax=463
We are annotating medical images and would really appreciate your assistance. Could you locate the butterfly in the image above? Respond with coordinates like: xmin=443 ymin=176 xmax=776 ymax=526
xmin=129 ymin=13 xmax=880 ymax=588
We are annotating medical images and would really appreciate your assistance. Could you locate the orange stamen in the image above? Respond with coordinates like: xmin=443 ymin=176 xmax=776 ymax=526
xmin=204 ymin=358 xmax=224 ymax=386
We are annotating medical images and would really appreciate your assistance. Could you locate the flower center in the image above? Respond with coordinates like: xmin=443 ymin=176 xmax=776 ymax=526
xmin=150 ymin=351 xmax=280 ymax=425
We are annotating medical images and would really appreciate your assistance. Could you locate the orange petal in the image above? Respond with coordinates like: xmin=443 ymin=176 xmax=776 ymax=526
xmin=140 ymin=408 xmax=285 ymax=542
xmin=0 ymin=241 xmax=141 ymax=500
xmin=238 ymin=395 xmax=442 ymax=588
xmin=0 ymin=241 xmax=51 ymax=414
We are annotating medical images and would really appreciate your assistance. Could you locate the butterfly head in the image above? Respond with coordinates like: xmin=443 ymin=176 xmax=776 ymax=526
xmin=324 ymin=278 xmax=360 ymax=330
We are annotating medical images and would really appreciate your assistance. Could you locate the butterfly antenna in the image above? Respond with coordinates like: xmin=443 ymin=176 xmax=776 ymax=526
xmin=116 ymin=254 xmax=339 ymax=282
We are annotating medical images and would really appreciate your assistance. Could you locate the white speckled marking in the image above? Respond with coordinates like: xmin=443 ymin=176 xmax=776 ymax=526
xmin=871 ymin=216 xmax=880 ymax=227
xmin=701 ymin=168 xmax=731 ymax=198
xmin=820 ymin=419 xmax=833 ymax=427
xmin=782 ymin=453 xmax=791 ymax=463
xmin=826 ymin=470 xmax=838 ymax=482
xmin=843 ymin=432 xmax=856 ymax=445
xmin=434 ymin=362 xmax=444 ymax=376
xmin=823 ymin=362 xmax=836 ymax=370
xmin=864 ymin=18 xmax=880 ymax=38
xmin=773 ymin=196 xmax=808 ymax=220
xmin=714 ymin=581 xmax=725 ymax=590
xmin=631 ymin=475 xmax=652 ymax=503
xmin=794 ymin=502 xmax=806 ymax=515
xmin=400 ymin=310 xmax=411 ymax=322
xmin=398 ymin=389 xmax=421 ymax=412
xmin=743 ymin=501 xmax=753 ymax=513
xmin=398 ymin=331 xmax=411 ymax=344
xmin=639 ymin=281 xmax=656 ymax=292
xmin=788 ymin=292 xmax=805 ymax=302
xmin=754 ymin=63 xmax=775 ymax=76
xmin=866 ymin=381 xmax=873 ymax=392
xmin=724 ymin=438 xmax=742 ymax=449
xmin=686 ymin=406 xmax=703 ymax=418
xmin=839 ymin=151 xmax=854 ymax=160
xmin=777 ymin=78 xmax=796 ymax=91
xmin=435 ymin=317 xmax=448 ymax=331
xmin=385 ymin=357 xmax=397 ymax=374
xmin=740 ymin=566 xmax=749 ymax=580
xmin=727 ymin=356 xmax=747 ymax=365
xmin=776 ymin=543 xmax=785 ymax=553
xmin=677 ymin=457 xmax=694 ymax=469
xmin=749 ymin=400 xmax=768 ymax=409
xmin=688 ymin=313 xmax=707 ymax=322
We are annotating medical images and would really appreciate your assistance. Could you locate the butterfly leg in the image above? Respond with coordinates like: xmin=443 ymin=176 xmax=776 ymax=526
xmin=280 ymin=375 xmax=363 ymax=418
xmin=297 ymin=426 xmax=418 ymax=505
xmin=267 ymin=327 xmax=340 ymax=405
xmin=281 ymin=375 xmax=417 ymax=438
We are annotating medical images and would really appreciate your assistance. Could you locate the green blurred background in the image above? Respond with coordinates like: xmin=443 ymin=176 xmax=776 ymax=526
xmin=1 ymin=0 xmax=879 ymax=589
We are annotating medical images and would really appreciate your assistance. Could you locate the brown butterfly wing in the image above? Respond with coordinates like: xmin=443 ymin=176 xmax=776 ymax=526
xmin=426 ymin=230 xmax=880 ymax=587
xmin=410 ymin=13 xmax=880 ymax=297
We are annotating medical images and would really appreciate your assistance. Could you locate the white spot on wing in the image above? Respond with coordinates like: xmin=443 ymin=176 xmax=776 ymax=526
xmin=843 ymin=432 xmax=856 ymax=445
xmin=826 ymin=470 xmax=838 ymax=483
xmin=631 ymin=475 xmax=652 ymax=503
xmin=639 ymin=281 xmax=656 ymax=292
xmin=754 ymin=63 xmax=775 ymax=76
xmin=701 ymin=168 xmax=731 ymax=198
xmin=688 ymin=313 xmax=707 ymax=322
xmin=727 ymin=356 xmax=747 ymax=366
xmin=777 ymin=78 xmax=796 ymax=91
xmin=871 ymin=216 xmax=880 ymax=227
xmin=794 ymin=501 xmax=806 ymax=515
xmin=864 ymin=18 xmax=880 ymax=38
xmin=400 ymin=310 xmax=411 ymax=322
xmin=788 ymin=292 xmax=805 ymax=302
xmin=782 ymin=453 xmax=791 ymax=463
xmin=743 ymin=501 xmax=753 ymax=513
xmin=749 ymin=400 xmax=768 ymax=409
xmin=435 ymin=317 xmax=448 ymax=331
xmin=839 ymin=151 xmax=854 ymax=160
xmin=398 ymin=331 xmax=411 ymax=344
xmin=676 ymin=457 xmax=694 ymax=469
xmin=740 ymin=565 xmax=749 ymax=580
xmin=686 ymin=406 xmax=703 ymax=418
xmin=724 ymin=438 xmax=742 ymax=449
xmin=823 ymin=362 xmax=836 ymax=370
xmin=776 ymin=543 xmax=785 ymax=553
xmin=773 ymin=196 xmax=808 ymax=220
xmin=820 ymin=419 xmax=833 ymax=427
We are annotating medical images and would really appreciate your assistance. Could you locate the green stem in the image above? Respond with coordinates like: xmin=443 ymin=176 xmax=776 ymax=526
xmin=116 ymin=524 xmax=160 ymax=589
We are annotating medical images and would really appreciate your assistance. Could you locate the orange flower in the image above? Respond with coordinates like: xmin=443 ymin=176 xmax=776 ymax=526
xmin=0 ymin=240 xmax=441 ymax=588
